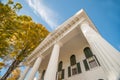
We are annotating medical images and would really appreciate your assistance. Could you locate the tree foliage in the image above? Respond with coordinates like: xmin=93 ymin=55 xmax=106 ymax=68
xmin=0 ymin=62 xmax=5 ymax=69
xmin=7 ymin=68 xmax=21 ymax=80
xmin=0 ymin=0 xmax=23 ymax=57
xmin=0 ymin=0 xmax=49 ymax=80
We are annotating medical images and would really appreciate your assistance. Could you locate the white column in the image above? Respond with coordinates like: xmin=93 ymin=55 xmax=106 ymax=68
xmin=80 ymin=22 xmax=120 ymax=80
xmin=27 ymin=56 xmax=42 ymax=80
xmin=44 ymin=43 xmax=61 ymax=80
xmin=38 ymin=72 xmax=42 ymax=80
xmin=19 ymin=66 xmax=30 ymax=80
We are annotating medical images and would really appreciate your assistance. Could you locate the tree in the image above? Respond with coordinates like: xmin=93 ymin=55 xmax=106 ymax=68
xmin=0 ymin=62 xmax=5 ymax=69
xmin=7 ymin=68 xmax=21 ymax=80
xmin=0 ymin=0 xmax=49 ymax=80
xmin=0 ymin=0 xmax=22 ymax=57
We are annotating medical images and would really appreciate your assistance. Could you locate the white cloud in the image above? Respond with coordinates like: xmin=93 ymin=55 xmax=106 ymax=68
xmin=26 ymin=0 xmax=60 ymax=30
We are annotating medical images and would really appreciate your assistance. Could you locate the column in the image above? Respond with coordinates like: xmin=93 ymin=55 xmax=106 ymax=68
xmin=18 ymin=66 xmax=30 ymax=80
xmin=27 ymin=56 xmax=42 ymax=80
xmin=38 ymin=72 xmax=42 ymax=80
xmin=44 ymin=43 xmax=61 ymax=80
xmin=80 ymin=22 xmax=120 ymax=80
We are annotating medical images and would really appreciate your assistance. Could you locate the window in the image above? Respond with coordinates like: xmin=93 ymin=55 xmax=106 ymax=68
xmin=70 ymin=55 xmax=81 ymax=76
xmin=58 ymin=61 xmax=63 ymax=72
xmin=83 ymin=47 xmax=100 ymax=71
xmin=57 ymin=71 xmax=62 ymax=80
xmin=70 ymin=55 xmax=76 ymax=66
xmin=69 ymin=55 xmax=82 ymax=77
xmin=83 ymin=59 xmax=89 ymax=71
xmin=57 ymin=70 xmax=65 ymax=79
xmin=72 ymin=68 xmax=77 ymax=75
xmin=88 ymin=57 xmax=98 ymax=68
xmin=84 ymin=47 xmax=93 ymax=58
xmin=57 ymin=61 xmax=64 ymax=79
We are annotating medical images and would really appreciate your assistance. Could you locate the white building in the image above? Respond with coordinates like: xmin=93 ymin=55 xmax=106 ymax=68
xmin=19 ymin=9 xmax=120 ymax=80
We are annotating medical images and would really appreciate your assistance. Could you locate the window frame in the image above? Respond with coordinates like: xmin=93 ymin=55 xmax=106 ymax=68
xmin=84 ymin=47 xmax=93 ymax=58
xmin=70 ymin=55 xmax=76 ymax=66
xmin=58 ymin=61 xmax=63 ymax=72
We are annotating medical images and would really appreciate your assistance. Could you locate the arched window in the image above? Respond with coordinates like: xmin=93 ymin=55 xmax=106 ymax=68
xmin=70 ymin=55 xmax=76 ymax=66
xmin=58 ymin=61 xmax=63 ymax=71
xmin=83 ymin=47 xmax=99 ymax=70
xmin=84 ymin=47 xmax=93 ymax=58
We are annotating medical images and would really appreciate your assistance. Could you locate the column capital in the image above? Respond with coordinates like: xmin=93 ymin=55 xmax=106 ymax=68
xmin=55 ymin=41 xmax=63 ymax=47
xmin=37 ymin=55 xmax=44 ymax=59
xmin=80 ymin=21 xmax=91 ymax=34
xmin=81 ymin=21 xmax=89 ymax=26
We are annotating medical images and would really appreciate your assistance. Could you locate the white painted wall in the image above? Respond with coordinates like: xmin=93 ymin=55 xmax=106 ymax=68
xmin=58 ymin=45 xmax=107 ymax=80
xmin=39 ymin=44 xmax=107 ymax=80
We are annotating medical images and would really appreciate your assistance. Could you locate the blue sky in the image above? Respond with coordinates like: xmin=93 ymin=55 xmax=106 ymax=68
xmin=11 ymin=0 xmax=120 ymax=51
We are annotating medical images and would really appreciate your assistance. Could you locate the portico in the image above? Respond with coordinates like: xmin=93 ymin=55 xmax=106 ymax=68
xmin=19 ymin=9 xmax=120 ymax=80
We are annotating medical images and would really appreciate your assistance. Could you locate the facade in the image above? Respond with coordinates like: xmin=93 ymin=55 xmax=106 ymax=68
xmin=19 ymin=9 xmax=120 ymax=80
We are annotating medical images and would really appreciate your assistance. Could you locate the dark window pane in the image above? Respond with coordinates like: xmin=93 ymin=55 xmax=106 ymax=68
xmin=61 ymin=69 xmax=64 ymax=79
xmin=58 ymin=61 xmax=63 ymax=71
xmin=77 ymin=62 xmax=82 ymax=73
xmin=70 ymin=55 xmax=76 ymax=66
xmin=83 ymin=59 xmax=89 ymax=71
xmin=89 ymin=59 xmax=98 ymax=68
xmin=72 ymin=68 xmax=77 ymax=75
xmin=68 ymin=66 xmax=71 ymax=77
xmin=84 ymin=47 xmax=93 ymax=58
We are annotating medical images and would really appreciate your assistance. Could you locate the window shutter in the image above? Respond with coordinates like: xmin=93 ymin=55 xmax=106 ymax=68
xmin=83 ymin=59 xmax=89 ymax=71
xmin=68 ymin=66 xmax=71 ymax=77
xmin=94 ymin=55 xmax=100 ymax=66
xmin=62 ymin=69 xmax=64 ymax=79
xmin=77 ymin=62 xmax=82 ymax=73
